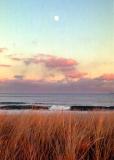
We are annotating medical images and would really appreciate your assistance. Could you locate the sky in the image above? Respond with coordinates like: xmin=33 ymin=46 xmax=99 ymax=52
xmin=0 ymin=0 xmax=114 ymax=93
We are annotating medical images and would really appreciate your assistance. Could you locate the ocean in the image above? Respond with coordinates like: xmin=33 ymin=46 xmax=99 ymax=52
xmin=0 ymin=93 xmax=114 ymax=107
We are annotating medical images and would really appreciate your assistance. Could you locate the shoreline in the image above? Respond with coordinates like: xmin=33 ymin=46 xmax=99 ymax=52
xmin=0 ymin=102 xmax=114 ymax=111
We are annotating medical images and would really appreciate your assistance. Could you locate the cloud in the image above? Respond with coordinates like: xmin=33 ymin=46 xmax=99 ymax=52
xmin=0 ymin=77 xmax=114 ymax=93
xmin=9 ymin=54 xmax=87 ymax=81
xmin=39 ymin=55 xmax=87 ymax=80
xmin=11 ymin=57 xmax=22 ymax=61
xmin=22 ymin=54 xmax=87 ymax=80
xmin=22 ymin=54 xmax=78 ymax=67
xmin=37 ymin=55 xmax=78 ymax=68
xmin=1 ymin=53 xmax=114 ymax=93
xmin=0 ymin=64 xmax=11 ymax=68
xmin=98 ymin=74 xmax=114 ymax=81
xmin=14 ymin=75 xmax=24 ymax=80
xmin=65 ymin=71 xmax=87 ymax=79
xmin=24 ymin=58 xmax=34 ymax=65
xmin=0 ymin=48 xmax=7 ymax=53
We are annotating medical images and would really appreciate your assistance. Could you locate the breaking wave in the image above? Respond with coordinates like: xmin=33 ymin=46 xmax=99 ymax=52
xmin=49 ymin=105 xmax=71 ymax=111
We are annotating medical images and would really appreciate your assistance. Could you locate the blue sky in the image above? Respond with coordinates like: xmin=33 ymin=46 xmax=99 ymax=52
xmin=0 ymin=0 xmax=113 ymax=57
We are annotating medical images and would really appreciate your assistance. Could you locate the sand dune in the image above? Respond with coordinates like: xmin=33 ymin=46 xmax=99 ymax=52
xmin=0 ymin=111 xmax=113 ymax=160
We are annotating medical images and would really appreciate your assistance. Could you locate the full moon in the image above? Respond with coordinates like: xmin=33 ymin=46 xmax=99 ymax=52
xmin=54 ymin=16 xmax=60 ymax=22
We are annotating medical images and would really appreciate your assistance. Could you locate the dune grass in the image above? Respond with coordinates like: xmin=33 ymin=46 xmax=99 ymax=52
xmin=0 ymin=111 xmax=114 ymax=160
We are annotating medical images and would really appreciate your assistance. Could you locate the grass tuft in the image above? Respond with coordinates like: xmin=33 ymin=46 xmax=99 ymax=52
xmin=0 ymin=111 xmax=114 ymax=160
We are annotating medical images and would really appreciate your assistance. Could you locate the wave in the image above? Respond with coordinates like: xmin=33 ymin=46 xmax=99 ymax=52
xmin=49 ymin=105 xmax=71 ymax=111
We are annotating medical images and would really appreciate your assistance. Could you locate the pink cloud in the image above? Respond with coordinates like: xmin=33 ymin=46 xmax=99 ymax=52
xmin=23 ymin=54 xmax=86 ymax=80
xmin=0 ymin=64 xmax=11 ymax=67
xmin=99 ymin=74 xmax=114 ymax=81
xmin=38 ymin=56 xmax=78 ymax=68
xmin=65 ymin=71 xmax=87 ymax=79
xmin=23 ymin=54 xmax=77 ymax=67
xmin=8 ymin=54 xmax=87 ymax=80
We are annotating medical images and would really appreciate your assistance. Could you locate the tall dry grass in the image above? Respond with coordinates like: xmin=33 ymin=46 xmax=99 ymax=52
xmin=0 ymin=111 xmax=114 ymax=160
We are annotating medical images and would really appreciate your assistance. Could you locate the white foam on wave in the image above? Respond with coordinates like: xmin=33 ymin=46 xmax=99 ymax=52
xmin=49 ymin=105 xmax=71 ymax=111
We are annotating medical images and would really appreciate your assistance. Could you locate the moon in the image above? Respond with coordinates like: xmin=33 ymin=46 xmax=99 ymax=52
xmin=54 ymin=16 xmax=60 ymax=22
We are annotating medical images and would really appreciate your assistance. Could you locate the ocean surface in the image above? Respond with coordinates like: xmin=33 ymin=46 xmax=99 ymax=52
xmin=0 ymin=93 xmax=114 ymax=107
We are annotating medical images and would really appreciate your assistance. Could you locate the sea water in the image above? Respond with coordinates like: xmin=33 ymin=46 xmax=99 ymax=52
xmin=0 ymin=93 xmax=114 ymax=107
